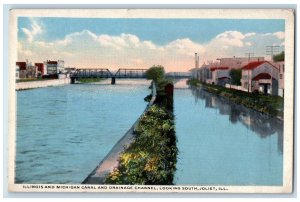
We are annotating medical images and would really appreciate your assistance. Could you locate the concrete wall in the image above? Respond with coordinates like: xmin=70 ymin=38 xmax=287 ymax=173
xmin=82 ymin=82 xmax=157 ymax=184
xmin=16 ymin=78 xmax=70 ymax=90
xmin=225 ymin=84 xmax=248 ymax=92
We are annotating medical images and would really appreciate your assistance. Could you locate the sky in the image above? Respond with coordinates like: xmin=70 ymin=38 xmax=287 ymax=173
xmin=17 ymin=17 xmax=285 ymax=72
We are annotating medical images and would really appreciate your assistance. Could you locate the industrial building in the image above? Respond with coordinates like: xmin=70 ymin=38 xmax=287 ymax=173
xmin=16 ymin=60 xmax=65 ymax=80
xmin=16 ymin=61 xmax=37 ymax=79
xmin=192 ymin=53 xmax=284 ymax=96
xmin=44 ymin=60 xmax=65 ymax=75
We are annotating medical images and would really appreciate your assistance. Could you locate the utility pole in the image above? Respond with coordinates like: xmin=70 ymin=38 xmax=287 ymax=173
xmin=194 ymin=53 xmax=200 ymax=79
xmin=245 ymin=52 xmax=254 ymax=93
xmin=266 ymin=45 xmax=280 ymax=95
xmin=265 ymin=45 xmax=280 ymax=61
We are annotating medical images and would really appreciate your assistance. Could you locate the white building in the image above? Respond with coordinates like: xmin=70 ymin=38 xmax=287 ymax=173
xmin=44 ymin=60 xmax=64 ymax=75
xmin=271 ymin=61 xmax=285 ymax=97
xmin=207 ymin=66 xmax=230 ymax=86
xmin=241 ymin=61 xmax=279 ymax=95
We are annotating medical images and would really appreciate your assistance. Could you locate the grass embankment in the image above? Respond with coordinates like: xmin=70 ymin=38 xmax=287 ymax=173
xmin=105 ymin=66 xmax=177 ymax=185
xmin=186 ymin=78 xmax=201 ymax=87
xmin=78 ymin=78 xmax=104 ymax=83
xmin=202 ymin=83 xmax=284 ymax=118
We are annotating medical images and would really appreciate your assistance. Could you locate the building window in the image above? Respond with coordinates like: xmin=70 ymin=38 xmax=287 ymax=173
xmin=47 ymin=66 xmax=57 ymax=75
xmin=280 ymin=74 xmax=283 ymax=79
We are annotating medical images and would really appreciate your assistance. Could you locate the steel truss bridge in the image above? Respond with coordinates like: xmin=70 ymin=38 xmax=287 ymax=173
xmin=70 ymin=68 xmax=148 ymax=84
xmin=70 ymin=68 xmax=191 ymax=84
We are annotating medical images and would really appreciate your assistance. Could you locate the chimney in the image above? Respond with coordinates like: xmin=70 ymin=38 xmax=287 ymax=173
xmin=195 ymin=53 xmax=199 ymax=69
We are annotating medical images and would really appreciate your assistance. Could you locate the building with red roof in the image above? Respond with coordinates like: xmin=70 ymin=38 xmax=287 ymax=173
xmin=16 ymin=62 xmax=27 ymax=70
xmin=217 ymin=56 xmax=265 ymax=69
xmin=206 ymin=66 xmax=230 ymax=86
xmin=241 ymin=61 xmax=280 ymax=95
xmin=210 ymin=66 xmax=229 ymax=71
xmin=197 ymin=56 xmax=265 ymax=86
xmin=16 ymin=61 xmax=37 ymax=79
xmin=35 ymin=63 xmax=45 ymax=76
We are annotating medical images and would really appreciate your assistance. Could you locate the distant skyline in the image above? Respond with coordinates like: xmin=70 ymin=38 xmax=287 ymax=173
xmin=18 ymin=17 xmax=285 ymax=72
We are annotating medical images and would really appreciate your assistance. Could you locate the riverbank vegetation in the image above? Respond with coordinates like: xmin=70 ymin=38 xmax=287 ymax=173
xmin=229 ymin=69 xmax=242 ymax=85
xmin=273 ymin=51 xmax=284 ymax=62
xmin=105 ymin=105 xmax=176 ymax=184
xmin=145 ymin=65 xmax=165 ymax=83
xmin=186 ymin=78 xmax=201 ymax=87
xmin=78 ymin=78 xmax=104 ymax=83
xmin=202 ymin=83 xmax=284 ymax=118
xmin=105 ymin=65 xmax=177 ymax=185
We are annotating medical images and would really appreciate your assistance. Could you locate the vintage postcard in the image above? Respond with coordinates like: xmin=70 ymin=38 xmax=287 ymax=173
xmin=8 ymin=9 xmax=294 ymax=193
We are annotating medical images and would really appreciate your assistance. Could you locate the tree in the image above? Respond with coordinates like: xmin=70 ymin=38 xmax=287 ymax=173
xmin=229 ymin=69 xmax=242 ymax=85
xmin=145 ymin=65 xmax=165 ymax=83
xmin=273 ymin=51 xmax=285 ymax=62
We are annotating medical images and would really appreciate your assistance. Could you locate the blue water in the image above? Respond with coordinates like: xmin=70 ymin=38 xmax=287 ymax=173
xmin=174 ymin=87 xmax=283 ymax=186
xmin=16 ymin=80 xmax=150 ymax=184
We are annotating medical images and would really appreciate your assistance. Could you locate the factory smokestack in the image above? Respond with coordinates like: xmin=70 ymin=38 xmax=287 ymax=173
xmin=195 ymin=53 xmax=199 ymax=69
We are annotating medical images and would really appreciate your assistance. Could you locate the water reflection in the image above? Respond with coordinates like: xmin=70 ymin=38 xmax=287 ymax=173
xmin=190 ymin=87 xmax=283 ymax=154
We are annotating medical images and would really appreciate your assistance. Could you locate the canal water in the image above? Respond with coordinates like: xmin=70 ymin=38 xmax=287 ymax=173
xmin=174 ymin=87 xmax=283 ymax=185
xmin=16 ymin=79 xmax=150 ymax=184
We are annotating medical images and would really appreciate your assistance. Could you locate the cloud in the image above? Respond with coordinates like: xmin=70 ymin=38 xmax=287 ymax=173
xmin=273 ymin=31 xmax=285 ymax=39
xmin=130 ymin=58 xmax=144 ymax=65
xmin=201 ymin=30 xmax=284 ymax=62
xmin=214 ymin=31 xmax=245 ymax=47
xmin=56 ymin=30 xmax=97 ymax=46
xmin=142 ymin=40 xmax=157 ymax=50
xmin=245 ymin=32 xmax=256 ymax=37
xmin=97 ymin=33 xmax=139 ymax=50
xmin=18 ymin=30 xmax=285 ymax=72
xmin=21 ymin=19 xmax=43 ymax=43
xmin=165 ymin=38 xmax=205 ymax=56
xmin=18 ymin=42 xmax=32 ymax=57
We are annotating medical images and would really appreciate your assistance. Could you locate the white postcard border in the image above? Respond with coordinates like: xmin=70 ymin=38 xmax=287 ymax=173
xmin=8 ymin=8 xmax=295 ymax=193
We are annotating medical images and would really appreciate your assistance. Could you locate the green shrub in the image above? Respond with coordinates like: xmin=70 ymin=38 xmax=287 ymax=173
xmin=229 ymin=69 xmax=242 ymax=85
xmin=145 ymin=65 xmax=165 ymax=83
xmin=202 ymin=83 xmax=283 ymax=118
xmin=78 ymin=78 xmax=104 ymax=83
xmin=106 ymin=65 xmax=177 ymax=185
xmin=105 ymin=105 xmax=177 ymax=185
xmin=186 ymin=78 xmax=200 ymax=87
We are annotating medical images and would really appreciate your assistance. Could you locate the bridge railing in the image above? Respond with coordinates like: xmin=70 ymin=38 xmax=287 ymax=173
xmin=70 ymin=69 xmax=113 ymax=78
xmin=165 ymin=72 xmax=192 ymax=78
xmin=70 ymin=68 xmax=151 ymax=79
xmin=114 ymin=68 xmax=148 ymax=78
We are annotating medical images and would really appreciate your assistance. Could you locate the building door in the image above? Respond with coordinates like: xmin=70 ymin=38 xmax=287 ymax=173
xmin=271 ymin=79 xmax=279 ymax=96
xmin=263 ymin=84 xmax=268 ymax=95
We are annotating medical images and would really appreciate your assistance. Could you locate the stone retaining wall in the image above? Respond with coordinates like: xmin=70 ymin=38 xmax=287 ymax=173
xmin=82 ymin=82 xmax=156 ymax=184
xmin=16 ymin=78 xmax=70 ymax=90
